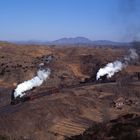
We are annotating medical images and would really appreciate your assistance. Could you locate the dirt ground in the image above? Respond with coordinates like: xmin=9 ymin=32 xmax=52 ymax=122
xmin=0 ymin=42 xmax=140 ymax=140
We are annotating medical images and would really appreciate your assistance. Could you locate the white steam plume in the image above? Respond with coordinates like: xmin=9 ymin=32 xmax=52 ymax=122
xmin=124 ymin=48 xmax=138 ymax=62
xmin=96 ymin=49 xmax=138 ymax=80
xmin=96 ymin=61 xmax=125 ymax=80
xmin=14 ymin=68 xmax=51 ymax=98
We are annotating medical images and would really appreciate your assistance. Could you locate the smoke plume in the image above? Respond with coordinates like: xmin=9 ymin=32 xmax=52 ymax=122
xmin=96 ymin=49 xmax=138 ymax=80
xmin=116 ymin=0 xmax=140 ymax=41
xmin=14 ymin=68 xmax=51 ymax=98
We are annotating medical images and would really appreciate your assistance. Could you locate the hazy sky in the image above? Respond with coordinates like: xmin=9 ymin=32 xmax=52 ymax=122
xmin=0 ymin=0 xmax=140 ymax=41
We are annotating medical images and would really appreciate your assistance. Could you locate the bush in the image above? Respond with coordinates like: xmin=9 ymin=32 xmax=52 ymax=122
xmin=0 ymin=135 xmax=9 ymax=140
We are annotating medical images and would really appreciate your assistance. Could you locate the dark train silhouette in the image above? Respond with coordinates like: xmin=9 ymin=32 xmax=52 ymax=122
xmin=10 ymin=90 xmax=30 ymax=105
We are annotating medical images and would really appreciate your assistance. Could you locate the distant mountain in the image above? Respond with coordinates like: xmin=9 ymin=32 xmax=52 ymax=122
xmin=13 ymin=40 xmax=49 ymax=45
xmin=51 ymin=37 xmax=92 ymax=45
xmin=92 ymin=40 xmax=128 ymax=46
xmin=50 ymin=37 xmax=128 ymax=46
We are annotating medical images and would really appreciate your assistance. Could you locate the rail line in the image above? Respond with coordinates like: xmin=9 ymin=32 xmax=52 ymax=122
xmin=29 ymin=81 xmax=116 ymax=101
xmin=0 ymin=81 xmax=116 ymax=116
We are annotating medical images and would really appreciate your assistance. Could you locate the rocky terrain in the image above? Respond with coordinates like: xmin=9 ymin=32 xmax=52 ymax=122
xmin=0 ymin=41 xmax=140 ymax=140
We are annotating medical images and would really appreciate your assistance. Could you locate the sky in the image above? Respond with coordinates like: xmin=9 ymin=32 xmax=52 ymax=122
xmin=0 ymin=0 xmax=140 ymax=42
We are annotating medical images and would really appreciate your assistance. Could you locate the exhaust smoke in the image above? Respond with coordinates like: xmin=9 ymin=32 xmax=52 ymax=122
xmin=116 ymin=0 xmax=140 ymax=41
xmin=96 ymin=49 xmax=138 ymax=80
xmin=14 ymin=68 xmax=51 ymax=98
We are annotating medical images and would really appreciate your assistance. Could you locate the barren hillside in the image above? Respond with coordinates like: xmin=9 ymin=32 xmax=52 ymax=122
xmin=0 ymin=43 xmax=140 ymax=140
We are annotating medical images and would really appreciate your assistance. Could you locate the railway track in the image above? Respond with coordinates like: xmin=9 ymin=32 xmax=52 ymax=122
xmin=0 ymin=82 xmax=98 ymax=115
xmin=0 ymin=80 xmax=139 ymax=115
xmin=28 ymin=81 xmax=116 ymax=101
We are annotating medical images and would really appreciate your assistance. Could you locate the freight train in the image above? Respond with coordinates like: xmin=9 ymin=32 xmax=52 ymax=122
xmin=10 ymin=88 xmax=58 ymax=105
xmin=10 ymin=72 xmax=140 ymax=105
xmin=10 ymin=74 xmax=117 ymax=105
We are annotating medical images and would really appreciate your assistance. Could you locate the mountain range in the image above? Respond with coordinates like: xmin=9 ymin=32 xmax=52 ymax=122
xmin=13 ymin=37 xmax=129 ymax=46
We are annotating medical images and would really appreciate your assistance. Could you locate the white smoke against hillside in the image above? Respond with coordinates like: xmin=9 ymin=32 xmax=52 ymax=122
xmin=124 ymin=48 xmax=138 ymax=62
xmin=96 ymin=49 xmax=138 ymax=80
xmin=14 ymin=68 xmax=51 ymax=98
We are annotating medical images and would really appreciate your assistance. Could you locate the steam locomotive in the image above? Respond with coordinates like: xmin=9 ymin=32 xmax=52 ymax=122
xmin=10 ymin=90 xmax=30 ymax=105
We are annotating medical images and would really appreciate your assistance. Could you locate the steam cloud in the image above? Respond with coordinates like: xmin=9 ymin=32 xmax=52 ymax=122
xmin=117 ymin=0 xmax=140 ymax=41
xmin=14 ymin=68 xmax=51 ymax=98
xmin=96 ymin=49 xmax=138 ymax=80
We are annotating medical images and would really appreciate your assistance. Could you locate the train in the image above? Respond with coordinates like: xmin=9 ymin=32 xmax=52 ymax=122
xmin=10 ymin=88 xmax=58 ymax=105
xmin=10 ymin=75 xmax=116 ymax=105
xmin=10 ymin=90 xmax=31 ymax=105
